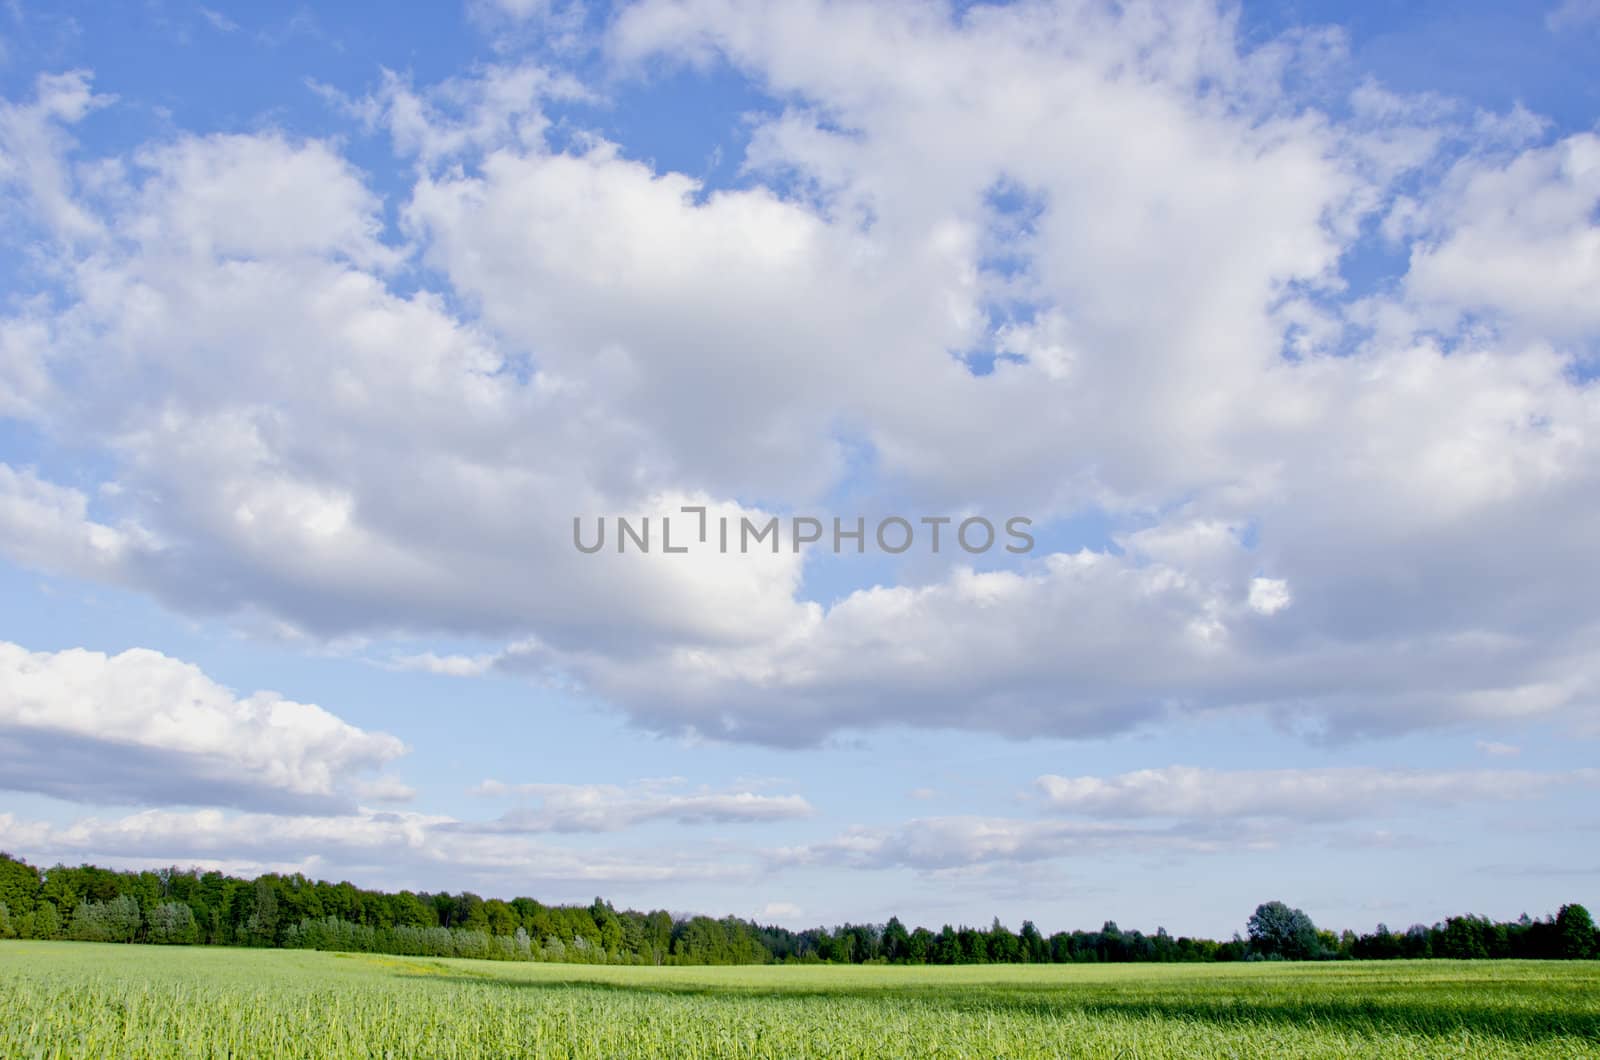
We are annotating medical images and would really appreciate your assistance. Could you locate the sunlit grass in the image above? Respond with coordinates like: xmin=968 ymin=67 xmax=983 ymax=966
xmin=3 ymin=941 xmax=1598 ymax=1057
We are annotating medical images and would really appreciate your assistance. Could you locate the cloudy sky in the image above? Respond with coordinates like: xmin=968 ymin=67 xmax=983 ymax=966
xmin=1 ymin=0 xmax=1597 ymax=939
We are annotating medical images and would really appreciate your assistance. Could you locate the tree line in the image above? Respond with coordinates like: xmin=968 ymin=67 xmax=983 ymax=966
xmin=1 ymin=854 xmax=1594 ymax=965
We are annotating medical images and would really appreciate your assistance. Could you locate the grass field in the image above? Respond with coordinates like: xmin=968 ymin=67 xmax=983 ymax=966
xmin=2 ymin=941 xmax=1598 ymax=1058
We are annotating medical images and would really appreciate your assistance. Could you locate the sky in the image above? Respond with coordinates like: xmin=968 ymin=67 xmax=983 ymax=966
xmin=0 ymin=0 xmax=1597 ymax=941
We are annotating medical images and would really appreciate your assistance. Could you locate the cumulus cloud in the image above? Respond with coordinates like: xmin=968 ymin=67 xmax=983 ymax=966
xmin=1398 ymin=133 xmax=1600 ymax=341
xmin=0 ymin=4 xmax=1597 ymax=750
xmin=0 ymin=69 xmax=112 ymax=240
xmin=0 ymin=465 xmax=138 ymax=579
xmin=126 ymin=132 xmax=401 ymax=270
xmin=319 ymin=64 xmax=591 ymax=167
xmin=465 ymin=778 xmax=815 ymax=832
xmin=0 ymin=641 xmax=407 ymax=812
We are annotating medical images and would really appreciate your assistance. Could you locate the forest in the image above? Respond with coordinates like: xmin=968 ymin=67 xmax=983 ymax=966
xmin=1 ymin=853 xmax=1595 ymax=965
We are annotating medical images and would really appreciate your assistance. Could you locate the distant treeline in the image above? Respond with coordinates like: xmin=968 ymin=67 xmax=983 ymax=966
xmin=1 ymin=854 xmax=1594 ymax=965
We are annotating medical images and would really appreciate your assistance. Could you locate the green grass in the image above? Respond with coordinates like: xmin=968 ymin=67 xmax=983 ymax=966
xmin=3 ymin=941 xmax=1598 ymax=1058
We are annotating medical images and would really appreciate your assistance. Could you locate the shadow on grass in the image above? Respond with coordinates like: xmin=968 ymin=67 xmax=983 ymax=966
xmin=401 ymin=971 xmax=1600 ymax=1044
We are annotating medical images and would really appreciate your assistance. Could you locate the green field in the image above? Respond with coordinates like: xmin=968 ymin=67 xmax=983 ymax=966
xmin=2 ymin=942 xmax=1598 ymax=1058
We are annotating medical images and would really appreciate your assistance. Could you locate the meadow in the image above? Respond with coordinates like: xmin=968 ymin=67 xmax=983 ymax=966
xmin=2 ymin=940 xmax=1598 ymax=1058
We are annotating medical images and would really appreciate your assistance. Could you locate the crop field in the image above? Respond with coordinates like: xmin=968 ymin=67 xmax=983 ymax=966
xmin=2 ymin=942 xmax=1598 ymax=1058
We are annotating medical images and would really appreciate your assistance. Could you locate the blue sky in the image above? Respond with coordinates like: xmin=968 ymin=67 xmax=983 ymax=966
xmin=0 ymin=0 xmax=1598 ymax=940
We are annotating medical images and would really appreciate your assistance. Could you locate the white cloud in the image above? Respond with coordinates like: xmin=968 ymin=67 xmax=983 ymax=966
xmin=1033 ymin=765 xmax=1596 ymax=820
xmin=0 ymin=640 xmax=407 ymax=811
xmin=1247 ymin=577 xmax=1292 ymax=616
xmin=0 ymin=806 xmax=755 ymax=890
xmin=758 ymin=901 xmax=803 ymax=920
xmin=775 ymin=764 xmax=1596 ymax=873
xmin=516 ymin=533 xmax=1600 ymax=743
xmin=352 ymin=776 xmax=418 ymax=803
xmin=466 ymin=778 xmax=815 ymax=832
xmin=0 ymin=107 xmax=811 ymax=650
xmin=0 ymin=70 xmax=112 ymax=240
xmin=127 ymin=133 xmax=401 ymax=270
xmin=324 ymin=64 xmax=590 ymax=167
xmin=0 ymin=7 xmax=1597 ymax=751
xmin=0 ymin=316 xmax=53 ymax=421
xmin=385 ymin=651 xmax=499 ymax=677
xmin=1399 ymin=133 xmax=1600 ymax=341
xmin=603 ymin=0 xmax=1369 ymax=510
xmin=779 ymin=815 xmax=1268 ymax=873
xmin=1475 ymin=740 xmax=1522 ymax=758
xmin=0 ymin=464 xmax=136 ymax=579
